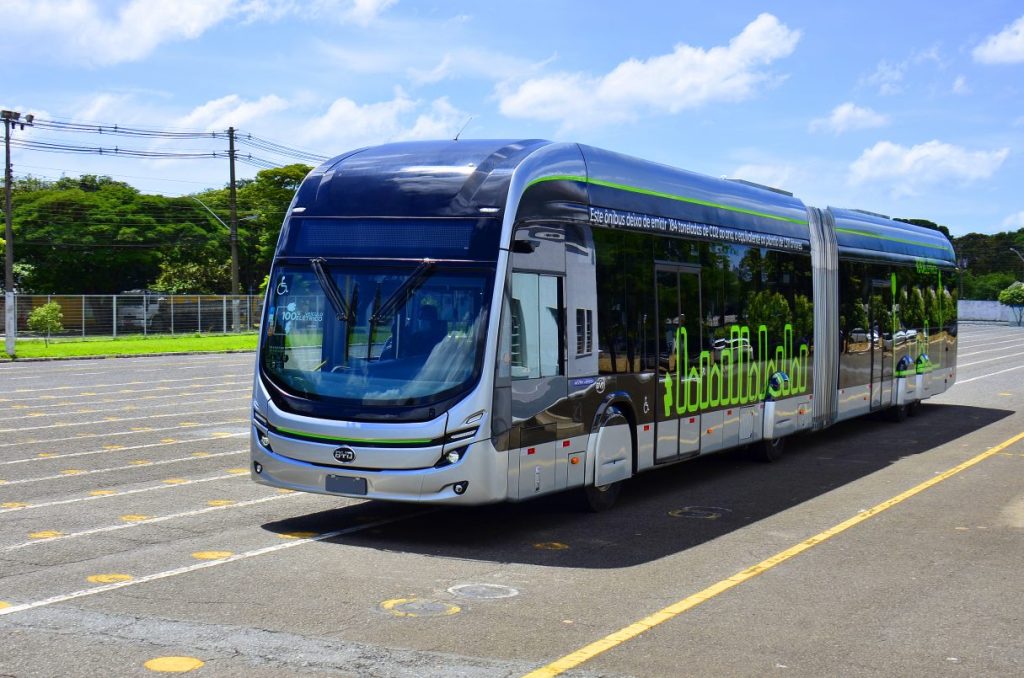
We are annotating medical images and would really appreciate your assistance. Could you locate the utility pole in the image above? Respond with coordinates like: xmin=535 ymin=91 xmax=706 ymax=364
xmin=227 ymin=126 xmax=240 ymax=331
xmin=3 ymin=110 xmax=33 ymax=358
xmin=1010 ymin=247 xmax=1024 ymax=282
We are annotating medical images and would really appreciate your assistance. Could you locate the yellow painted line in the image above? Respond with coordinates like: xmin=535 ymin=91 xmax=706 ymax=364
xmin=143 ymin=656 xmax=205 ymax=673
xmin=29 ymin=531 xmax=64 ymax=540
xmin=191 ymin=550 xmax=233 ymax=560
xmin=522 ymin=431 xmax=1024 ymax=678
xmin=0 ymin=601 xmax=9 ymax=610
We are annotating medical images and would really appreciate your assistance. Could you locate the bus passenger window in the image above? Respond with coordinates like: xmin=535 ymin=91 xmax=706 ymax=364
xmin=511 ymin=272 xmax=563 ymax=379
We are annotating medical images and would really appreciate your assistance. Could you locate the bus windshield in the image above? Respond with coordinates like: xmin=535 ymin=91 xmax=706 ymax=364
xmin=261 ymin=261 xmax=494 ymax=411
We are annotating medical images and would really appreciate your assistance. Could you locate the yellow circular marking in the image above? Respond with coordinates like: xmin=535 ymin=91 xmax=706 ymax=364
xmin=61 ymin=469 xmax=85 ymax=476
xmin=87 ymin=573 xmax=133 ymax=584
xmin=129 ymin=460 xmax=152 ymax=466
xmin=0 ymin=601 xmax=10 ymax=610
xmin=179 ymin=422 xmax=199 ymax=427
xmin=29 ymin=530 xmax=64 ymax=539
xmin=2 ymin=502 xmax=29 ymax=509
xmin=162 ymin=478 xmax=187 ymax=485
xmin=379 ymin=597 xmax=461 ymax=617
xmin=103 ymin=444 xmax=123 ymax=450
xmin=212 ymin=432 xmax=233 ymax=438
xmin=143 ymin=656 xmax=205 ymax=673
xmin=191 ymin=550 xmax=233 ymax=560
xmin=276 ymin=488 xmax=295 ymax=494
xmin=161 ymin=438 xmax=179 ymax=444
xmin=226 ymin=468 xmax=248 ymax=475
xmin=37 ymin=452 xmax=56 ymax=458
xmin=104 ymin=416 xmax=120 ymax=421
xmin=533 ymin=542 xmax=570 ymax=551
xmin=90 ymin=490 xmax=116 ymax=496
xmin=120 ymin=514 xmax=151 ymax=522
xmin=191 ymin=452 xmax=210 ymax=457
xmin=207 ymin=499 xmax=235 ymax=507
xmin=278 ymin=531 xmax=318 ymax=540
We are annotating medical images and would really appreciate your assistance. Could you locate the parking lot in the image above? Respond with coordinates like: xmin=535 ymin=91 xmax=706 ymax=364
xmin=1 ymin=324 xmax=1022 ymax=677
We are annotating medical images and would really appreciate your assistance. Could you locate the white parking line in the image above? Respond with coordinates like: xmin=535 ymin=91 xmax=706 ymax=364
xmin=4 ymin=374 xmax=254 ymax=395
xmin=0 ymin=395 xmax=250 ymax=425
xmin=1 ymin=449 xmax=246 ymax=486
xmin=0 ymin=419 xmax=247 ymax=449
xmin=0 ymin=380 xmax=250 ymax=404
xmin=956 ymin=364 xmax=1024 ymax=384
xmin=0 ymin=407 xmax=245 ymax=434
xmin=0 ymin=511 xmax=429 ymax=618
xmin=0 ymin=472 xmax=244 ymax=514
xmin=958 ymin=339 xmax=1024 ymax=356
xmin=0 ymin=432 xmax=246 ymax=466
xmin=0 ymin=386 xmax=249 ymax=411
xmin=957 ymin=349 xmax=1024 ymax=369
xmin=2 ymin=494 xmax=297 ymax=551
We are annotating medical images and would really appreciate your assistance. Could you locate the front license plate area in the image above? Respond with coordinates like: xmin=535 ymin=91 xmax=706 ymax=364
xmin=325 ymin=474 xmax=367 ymax=495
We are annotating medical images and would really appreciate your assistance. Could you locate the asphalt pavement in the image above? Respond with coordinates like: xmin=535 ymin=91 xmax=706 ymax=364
xmin=0 ymin=325 xmax=1021 ymax=677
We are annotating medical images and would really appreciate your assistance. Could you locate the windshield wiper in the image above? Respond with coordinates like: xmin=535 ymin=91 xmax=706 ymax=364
xmin=372 ymin=259 xmax=436 ymax=323
xmin=310 ymin=258 xmax=352 ymax=322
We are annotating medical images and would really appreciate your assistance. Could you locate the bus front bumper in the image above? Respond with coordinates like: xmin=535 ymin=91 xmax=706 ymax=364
xmin=250 ymin=430 xmax=507 ymax=505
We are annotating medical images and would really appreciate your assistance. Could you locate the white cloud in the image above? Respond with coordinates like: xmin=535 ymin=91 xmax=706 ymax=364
xmin=407 ymin=49 xmax=549 ymax=85
xmin=849 ymin=140 xmax=1009 ymax=195
xmin=1002 ymin=211 xmax=1024 ymax=230
xmin=951 ymin=75 xmax=970 ymax=95
xmin=862 ymin=60 xmax=905 ymax=96
xmin=973 ymin=15 xmax=1024 ymax=64
xmin=300 ymin=90 xmax=465 ymax=148
xmin=809 ymin=102 xmax=888 ymax=134
xmin=5 ymin=0 xmax=235 ymax=66
xmin=498 ymin=13 xmax=800 ymax=128
xmin=176 ymin=95 xmax=291 ymax=131
xmin=4 ymin=0 xmax=396 ymax=66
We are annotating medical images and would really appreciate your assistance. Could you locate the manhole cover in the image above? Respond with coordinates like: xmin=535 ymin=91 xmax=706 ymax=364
xmin=447 ymin=584 xmax=520 ymax=600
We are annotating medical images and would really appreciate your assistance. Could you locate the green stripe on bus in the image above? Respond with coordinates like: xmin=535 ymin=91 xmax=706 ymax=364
xmin=835 ymin=227 xmax=953 ymax=253
xmin=275 ymin=426 xmax=433 ymax=446
xmin=525 ymin=175 xmax=809 ymax=226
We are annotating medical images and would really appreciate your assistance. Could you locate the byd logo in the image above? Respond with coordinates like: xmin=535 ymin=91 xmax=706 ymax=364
xmin=333 ymin=446 xmax=356 ymax=463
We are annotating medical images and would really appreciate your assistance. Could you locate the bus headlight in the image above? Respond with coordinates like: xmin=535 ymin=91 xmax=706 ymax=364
xmin=436 ymin=446 xmax=467 ymax=468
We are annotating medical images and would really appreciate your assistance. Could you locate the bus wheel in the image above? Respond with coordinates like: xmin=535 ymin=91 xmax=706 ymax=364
xmin=907 ymin=401 xmax=920 ymax=417
xmin=751 ymin=435 xmax=785 ymax=463
xmin=583 ymin=480 xmax=622 ymax=512
xmin=888 ymin=403 xmax=909 ymax=422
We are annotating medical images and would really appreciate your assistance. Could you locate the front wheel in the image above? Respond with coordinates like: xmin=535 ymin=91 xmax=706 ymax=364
xmin=582 ymin=480 xmax=622 ymax=512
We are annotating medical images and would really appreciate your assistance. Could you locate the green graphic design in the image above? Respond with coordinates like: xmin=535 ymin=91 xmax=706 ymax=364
xmin=662 ymin=323 xmax=809 ymax=417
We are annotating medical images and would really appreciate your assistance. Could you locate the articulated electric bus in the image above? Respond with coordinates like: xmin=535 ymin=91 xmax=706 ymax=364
xmin=250 ymin=140 xmax=957 ymax=510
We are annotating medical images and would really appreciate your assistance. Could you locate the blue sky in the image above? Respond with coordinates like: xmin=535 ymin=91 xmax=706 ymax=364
xmin=3 ymin=0 xmax=1024 ymax=236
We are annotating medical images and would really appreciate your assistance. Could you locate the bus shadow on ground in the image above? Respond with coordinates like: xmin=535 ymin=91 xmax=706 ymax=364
xmin=261 ymin=403 xmax=1011 ymax=569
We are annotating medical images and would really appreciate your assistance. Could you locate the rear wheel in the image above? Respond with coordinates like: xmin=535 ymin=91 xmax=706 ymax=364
xmin=751 ymin=435 xmax=785 ymax=463
xmin=888 ymin=403 xmax=909 ymax=422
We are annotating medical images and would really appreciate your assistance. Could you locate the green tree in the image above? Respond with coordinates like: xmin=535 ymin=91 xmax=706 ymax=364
xmin=746 ymin=290 xmax=791 ymax=342
xmin=27 ymin=301 xmax=64 ymax=346
xmin=998 ymin=281 xmax=1024 ymax=326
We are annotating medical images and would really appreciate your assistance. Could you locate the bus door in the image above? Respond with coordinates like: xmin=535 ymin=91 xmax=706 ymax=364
xmin=869 ymin=278 xmax=893 ymax=410
xmin=655 ymin=264 xmax=702 ymax=462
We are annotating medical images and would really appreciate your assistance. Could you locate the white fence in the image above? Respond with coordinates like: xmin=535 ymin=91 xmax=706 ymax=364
xmin=0 ymin=294 xmax=263 ymax=338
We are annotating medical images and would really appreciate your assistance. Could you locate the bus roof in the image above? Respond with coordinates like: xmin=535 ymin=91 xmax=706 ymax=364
xmin=828 ymin=207 xmax=957 ymax=266
xmin=292 ymin=139 xmax=954 ymax=262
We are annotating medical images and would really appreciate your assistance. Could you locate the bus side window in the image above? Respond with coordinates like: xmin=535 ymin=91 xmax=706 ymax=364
xmin=511 ymin=272 xmax=563 ymax=379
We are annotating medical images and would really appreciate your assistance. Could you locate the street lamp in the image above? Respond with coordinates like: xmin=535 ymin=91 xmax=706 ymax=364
xmin=190 ymin=196 xmax=242 ymax=331
xmin=3 ymin=110 xmax=34 ymax=358
xmin=1010 ymin=247 xmax=1024 ymax=281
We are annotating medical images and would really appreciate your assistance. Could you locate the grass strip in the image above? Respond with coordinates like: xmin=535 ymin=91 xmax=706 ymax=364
xmin=1 ymin=333 xmax=258 ymax=360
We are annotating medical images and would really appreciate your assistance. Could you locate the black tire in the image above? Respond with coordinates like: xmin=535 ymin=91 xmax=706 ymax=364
xmin=751 ymin=435 xmax=785 ymax=463
xmin=907 ymin=401 xmax=921 ymax=417
xmin=888 ymin=403 xmax=909 ymax=422
xmin=583 ymin=480 xmax=622 ymax=512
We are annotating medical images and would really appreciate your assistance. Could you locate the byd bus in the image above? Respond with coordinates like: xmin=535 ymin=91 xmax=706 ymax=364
xmin=251 ymin=140 xmax=957 ymax=510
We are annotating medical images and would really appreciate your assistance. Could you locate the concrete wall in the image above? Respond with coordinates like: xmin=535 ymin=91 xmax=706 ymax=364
xmin=958 ymin=300 xmax=1020 ymax=323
